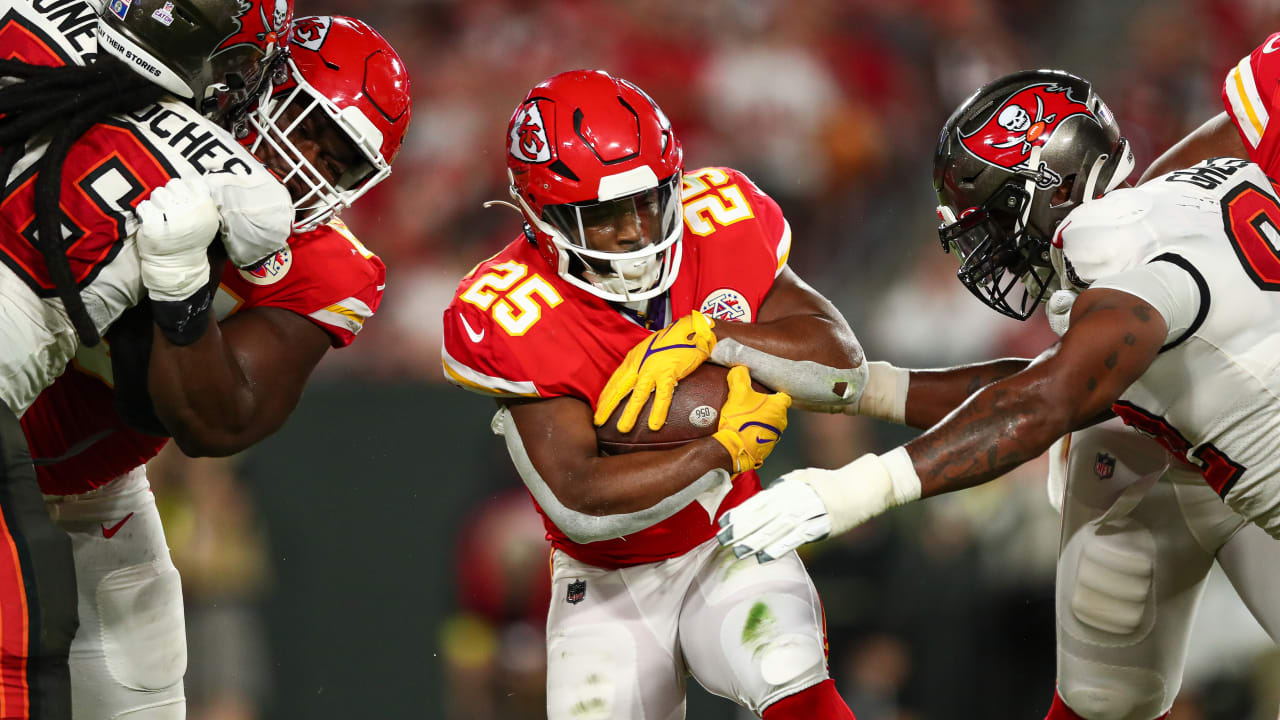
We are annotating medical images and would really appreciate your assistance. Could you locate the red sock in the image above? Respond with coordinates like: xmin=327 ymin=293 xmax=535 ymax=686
xmin=1045 ymin=689 xmax=1169 ymax=720
xmin=762 ymin=679 xmax=855 ymax=719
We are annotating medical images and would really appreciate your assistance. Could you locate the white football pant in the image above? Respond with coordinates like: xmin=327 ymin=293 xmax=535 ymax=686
xmin=45 ymin=468 xmax=187 ymax=719
xmin=546 ymin=537 xmax=830 ymax=719
xmin=1051 ymin=418 xmax=1280 ymax=720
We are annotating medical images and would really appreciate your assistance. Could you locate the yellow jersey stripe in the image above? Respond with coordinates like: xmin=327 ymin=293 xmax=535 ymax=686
xmin=1228 ymin=58 xmax=1266 ymax=148
xmin=441 ymin=348 xmax=539 ymax=397
xmin=775 ymin=219 xmax=793 ymax=277
xmin=323 ymin=303 xmax=366 ymax=327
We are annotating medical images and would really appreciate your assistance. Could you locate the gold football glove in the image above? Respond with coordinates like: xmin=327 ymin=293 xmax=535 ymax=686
xmin=712 ymin=366 xmax=791 ymax=475
xmin=594 ymin=311 xmax=718 ymax=433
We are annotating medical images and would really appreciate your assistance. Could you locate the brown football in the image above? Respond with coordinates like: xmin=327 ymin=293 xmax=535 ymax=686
xmin=596 ymin=364 xmax=769 ymax=454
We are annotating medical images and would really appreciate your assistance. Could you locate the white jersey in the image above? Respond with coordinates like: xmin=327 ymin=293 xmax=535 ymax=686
xmin=0 ymin=0 xmax=289 ymax=414
xmin=1052 ymin=156 xmax=1280 ymax=534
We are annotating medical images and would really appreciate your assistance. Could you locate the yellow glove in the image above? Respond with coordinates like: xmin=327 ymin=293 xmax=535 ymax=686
xmin=712 ymin=366 xmax=792 ymax=475
xmin=594 ymin=311 xmax=718 ymax=433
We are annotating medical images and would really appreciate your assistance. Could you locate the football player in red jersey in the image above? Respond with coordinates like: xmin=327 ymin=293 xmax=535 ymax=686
xmin=21 ymin=16 xmax=411 ymax=720
xmin=443 ymin=70 xmax=866 ymax=719
xmin=0 ymin=1 xmax=296 ymax=717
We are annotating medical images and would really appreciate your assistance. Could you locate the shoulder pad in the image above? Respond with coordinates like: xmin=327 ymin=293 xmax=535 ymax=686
xmin=1053 ymin=188 xmax=1157 ymax=285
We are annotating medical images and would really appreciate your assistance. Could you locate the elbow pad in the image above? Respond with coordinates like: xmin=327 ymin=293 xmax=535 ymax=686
xmin=491 ymin=408 xmax=731 ymax=544
xmin=709 ymin=338 xmax=867 ymax=412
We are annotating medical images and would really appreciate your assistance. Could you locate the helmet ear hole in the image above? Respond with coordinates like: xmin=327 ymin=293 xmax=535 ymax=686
xmin=1053 ymin=175 xmax=1077 ymax=207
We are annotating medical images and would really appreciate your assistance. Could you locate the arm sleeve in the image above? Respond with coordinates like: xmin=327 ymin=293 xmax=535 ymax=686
xmin=494 ymin=406 xmax=730 ymax=543
xmin=1089 ymin=257 xmax=1206 ymax=344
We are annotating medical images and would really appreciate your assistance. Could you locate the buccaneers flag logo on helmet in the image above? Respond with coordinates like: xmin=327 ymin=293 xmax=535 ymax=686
xmin=960 ymin=82 xmax=1093 ymax=188
xmin=216 ymin=0 xmax=292 ymax=55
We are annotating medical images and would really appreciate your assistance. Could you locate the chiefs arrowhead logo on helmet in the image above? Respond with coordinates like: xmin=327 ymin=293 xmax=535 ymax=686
xmin=215 ymin=0 xmax=292 ymax=56
xmin=509 ymin=99 xmax=555 ymax=164
xmin=960 ymin=83 xmax=1093 ymax=187
xmin=290 ymin=15 xmax=332 ymax=51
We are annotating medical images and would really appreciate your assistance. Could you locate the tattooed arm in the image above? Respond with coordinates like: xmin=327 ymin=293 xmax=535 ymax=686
xmin=901 ymin=359 xmax=1031 ymax=429
xmin=715 ymin=288 xmax=1169 ymax=561
xmin=906 ymin=289 xmax=1166 ymax=498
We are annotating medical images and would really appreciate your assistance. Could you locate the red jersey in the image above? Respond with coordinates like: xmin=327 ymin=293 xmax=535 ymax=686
xmin=1224 ymin=32 xmax=1280 ymax=173
xmin=24 ymin=219 xmax=385 ymax=495
xmin=442 ymin=167 xmax=793 ymax=568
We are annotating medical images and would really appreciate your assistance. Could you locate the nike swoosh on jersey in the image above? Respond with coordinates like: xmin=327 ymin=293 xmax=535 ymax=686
xmin=101 ymin=512 xmax=135 ymax=539
xmin=460 ymin=315 xmax=485 ymax=343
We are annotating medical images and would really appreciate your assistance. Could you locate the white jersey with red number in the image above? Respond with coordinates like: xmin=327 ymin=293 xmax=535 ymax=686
xmin=23 ymin=219 xmax=384 ymax=496
xmin=1052 ymin=157 xmax=1280 ymax=535
xmin=1224 ymin=32 xmax=1280 ymax=172
xmin=442 ymin=167 xmax=793 ymax=568
xmin=0 ymin=0 xmax=286 ymax=414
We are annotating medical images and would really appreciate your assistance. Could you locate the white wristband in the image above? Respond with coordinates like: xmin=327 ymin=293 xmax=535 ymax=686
xmin=801 ymin=447 xmax=922 ymax=536
xmin=853 ymin=361 xmax=909 ymax=424
xmin=140 ymin=248 xmax=210 ymax=302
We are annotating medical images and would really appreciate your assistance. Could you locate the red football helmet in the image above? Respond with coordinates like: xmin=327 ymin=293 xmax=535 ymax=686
xmin=505 ymin=70 xmax=684 ymax=303
xmin=245 ymin=15 xmax=413 ymax=231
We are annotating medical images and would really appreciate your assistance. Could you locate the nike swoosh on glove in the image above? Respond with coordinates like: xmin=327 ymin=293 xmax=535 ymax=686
xmin=595 ymin=311 xmax=718 ymax=433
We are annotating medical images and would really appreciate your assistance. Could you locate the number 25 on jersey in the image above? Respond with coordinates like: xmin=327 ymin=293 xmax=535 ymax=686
xmin=461 ymin=261 xmax=563 ymax=336
xmin=682 ymin=168 xmax=754 ymax=236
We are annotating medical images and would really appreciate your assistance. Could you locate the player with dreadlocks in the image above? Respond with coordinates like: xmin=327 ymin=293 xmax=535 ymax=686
xmin=22 ymin=14 xmax=412 ymax=717
xmin=0 ymin=1 xmax=294 ymax=716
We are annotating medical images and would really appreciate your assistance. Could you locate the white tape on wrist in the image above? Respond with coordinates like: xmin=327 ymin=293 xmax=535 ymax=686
xmin=140 ymin=250 xmax=210 ymax=303
xmin=802 ymin=447 xmax=921 ymax=536
xmin=853 ymin=361 xmax=909 ymax=424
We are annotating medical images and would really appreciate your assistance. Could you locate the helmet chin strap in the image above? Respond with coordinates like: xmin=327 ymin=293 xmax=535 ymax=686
xmin=1016 ymin=145 xmax=1043 ymax=246
xmin=1081 ymin=138 xmax=1135 ymax=202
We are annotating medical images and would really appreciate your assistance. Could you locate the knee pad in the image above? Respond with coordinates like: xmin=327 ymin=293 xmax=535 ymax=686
xmin=717 ymin=593 xmax=826 ymax=712
xmin=1058 ymin=648 xmax=1169 ymax=720
xmin=1065 ymin=519 xmax=1156 ymax=640
xmin=98 ymin=559 xmax=187 ymax=692
xmin=114 ymin=696 xmax=185 ymax=719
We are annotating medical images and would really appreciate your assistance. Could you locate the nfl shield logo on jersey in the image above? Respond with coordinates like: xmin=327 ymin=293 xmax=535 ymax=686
xmin=1094 ymin=452 xmax=1116 ymax=480
xmin=566 ymin=579 xmax=586 ymax=605
xmin=700 ymin=289 xmax=751 ymax=323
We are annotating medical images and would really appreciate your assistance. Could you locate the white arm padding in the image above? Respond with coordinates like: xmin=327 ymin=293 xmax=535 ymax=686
xmin=709 ymin=338 xmax=867 ymax=411
xmin=491 ymin=408 xmax=732 ymax=544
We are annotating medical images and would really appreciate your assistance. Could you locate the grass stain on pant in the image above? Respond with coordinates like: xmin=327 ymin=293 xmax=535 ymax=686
xmin=742 ymin=600 xmax=776 ymax=648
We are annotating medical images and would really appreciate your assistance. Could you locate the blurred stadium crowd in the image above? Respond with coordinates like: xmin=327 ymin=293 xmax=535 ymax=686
xmin=168 ymin=0 xmax=1280 ymax=718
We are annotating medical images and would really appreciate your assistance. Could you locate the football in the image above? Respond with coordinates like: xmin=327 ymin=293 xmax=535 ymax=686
xmin=596 ymin=363 xmax=769 ymax=454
